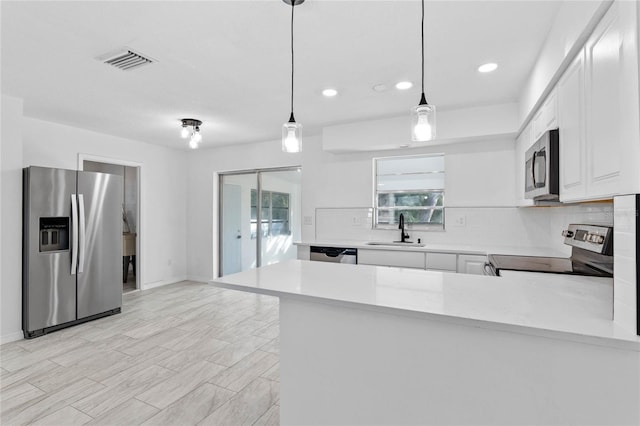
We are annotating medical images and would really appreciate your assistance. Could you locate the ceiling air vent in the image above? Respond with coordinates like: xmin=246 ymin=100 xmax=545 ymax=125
xmin=98 ymin=48 xmax=155 ymax=71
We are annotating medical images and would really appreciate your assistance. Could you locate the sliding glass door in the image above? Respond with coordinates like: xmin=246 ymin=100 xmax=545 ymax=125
xmin=219 ymin=167 xmax=301 ymax=276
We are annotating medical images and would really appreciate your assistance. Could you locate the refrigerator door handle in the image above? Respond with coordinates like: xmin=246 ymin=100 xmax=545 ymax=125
xmin=71 ymin=194 xmax=78 ymax=275
xmin=78 ymin=194 xmax=86 ymax=274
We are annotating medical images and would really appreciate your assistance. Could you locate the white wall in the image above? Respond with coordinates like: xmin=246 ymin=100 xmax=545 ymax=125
xmin=186 ymin=138 xmax=302 ymax=281
xmin=1 ymin=95 xmax=25 ymax=344
xmin=301 ymin=133 xmax=518 ymax=240
xmin=22 ymin=117 xmax=189 ymax=290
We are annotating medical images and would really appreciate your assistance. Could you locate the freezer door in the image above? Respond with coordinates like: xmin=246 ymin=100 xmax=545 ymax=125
xmin=23 ymin=167 xmax=77 ymax=332
xmin=77 ymin=171 xmax=123 ymax=319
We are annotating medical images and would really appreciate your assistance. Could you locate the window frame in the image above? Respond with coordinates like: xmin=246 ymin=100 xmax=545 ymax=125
xmin=251 ymin=189 xmax=291 ymax=238
xmin=373 ymin=153 xmax=445 ymax=230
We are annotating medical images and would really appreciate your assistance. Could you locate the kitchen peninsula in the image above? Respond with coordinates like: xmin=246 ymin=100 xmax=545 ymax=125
xmin=212 ymin=260 xmax=640 ymax=425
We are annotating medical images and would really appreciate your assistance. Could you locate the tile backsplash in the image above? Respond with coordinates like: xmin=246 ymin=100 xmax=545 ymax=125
xmin=315 ymin=203 xmax=614 ymax=255
xmin=613 ymin=195 xmax=638 ymax=333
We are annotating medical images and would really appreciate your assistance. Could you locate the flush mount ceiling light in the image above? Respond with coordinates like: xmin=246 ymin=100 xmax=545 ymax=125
xmin=478 ymin=62 xmax=498 ymax=73
xmin=395 ymin=81 xmax=413 ymax=90
xmin=180 ymin=118 xmax=202 ymax=149
xmin=411 ymin=0 xmax=436 ymax=142
xmin=322 ymin=88 xmax=338 ymax=97
xmin=372 ymin=84 xmax=388 ymax=92
xmin=282 ymin=0 xmax=305 ymax=153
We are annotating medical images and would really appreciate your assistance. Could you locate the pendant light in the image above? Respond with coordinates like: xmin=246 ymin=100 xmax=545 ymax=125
xmin=282 ymin=0 xmax=304 ymax=153
xmin=411 ymin=0 xmax=436 ymax=142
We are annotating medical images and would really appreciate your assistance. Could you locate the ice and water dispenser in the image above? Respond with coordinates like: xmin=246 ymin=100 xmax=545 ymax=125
xmin=39 ymin=217 xmax=69 ymax=252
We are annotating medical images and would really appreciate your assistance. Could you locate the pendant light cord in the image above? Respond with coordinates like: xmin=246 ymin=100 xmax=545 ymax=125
xmin=419 ymin=0 xmax=427 ymax=106
xmin=289 ymin=2 xmax=296 ymax=122
xmin=421 ymin=0 xmax=424 ymax=95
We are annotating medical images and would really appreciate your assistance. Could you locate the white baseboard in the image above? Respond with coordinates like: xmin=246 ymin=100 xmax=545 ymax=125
xmin=1 ymin=330 xmax=23 ymax=345
xmin=140 ymin=276 xmax=188 ymax=291
xmin=186 ymin=275 xmax=212 ymax=284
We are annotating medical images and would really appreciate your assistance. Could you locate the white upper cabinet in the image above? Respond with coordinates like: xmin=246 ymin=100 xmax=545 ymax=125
xmin=558 ymin=50 xmax=586 ymax=202
xmin=532 ymin=89 xmax=558 ymax=142
xmin=583 ymin=0 xmax=640 ymax=199
xmin=528 ymin=0 xmax=640 ymax=203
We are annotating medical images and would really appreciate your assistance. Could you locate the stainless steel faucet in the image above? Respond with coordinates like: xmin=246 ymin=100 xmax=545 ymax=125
xmin=398 ymin=213 xmax=410 ymax=243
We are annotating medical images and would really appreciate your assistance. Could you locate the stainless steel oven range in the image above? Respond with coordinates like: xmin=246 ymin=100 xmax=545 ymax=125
xmin=485 ymin=224 xmax=613 ymax=278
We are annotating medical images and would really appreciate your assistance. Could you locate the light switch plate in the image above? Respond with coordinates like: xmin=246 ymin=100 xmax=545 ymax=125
xmin=303 ymin=216 xmax=313 ymax=226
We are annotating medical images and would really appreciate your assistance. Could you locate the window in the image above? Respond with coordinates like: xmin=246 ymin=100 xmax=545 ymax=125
xmin=251 ymin=190 xmax=290 ymax=238
xmin=374 ymin=154 xmax=445 ymax=229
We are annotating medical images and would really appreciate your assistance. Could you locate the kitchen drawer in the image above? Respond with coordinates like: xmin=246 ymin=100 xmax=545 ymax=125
xmin=425 ymin=252 xmax=457 ymax=271
xmin=358 ymin=249 xmax=425 ymax=269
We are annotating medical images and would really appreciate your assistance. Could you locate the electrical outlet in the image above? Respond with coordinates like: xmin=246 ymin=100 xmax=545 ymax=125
xmin=453 ymin=215 xmax=466 ymax=227
xmin=303 ymin=216 xmax=313 ymax=225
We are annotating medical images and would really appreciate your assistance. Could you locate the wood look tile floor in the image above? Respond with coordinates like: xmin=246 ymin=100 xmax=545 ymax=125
xmin=0 ymin=281 xmax=281 ymax=426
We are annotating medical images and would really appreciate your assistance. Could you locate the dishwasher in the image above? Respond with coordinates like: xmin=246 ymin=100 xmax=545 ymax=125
xmin=310 ymin=246 xmax=358 ymax=264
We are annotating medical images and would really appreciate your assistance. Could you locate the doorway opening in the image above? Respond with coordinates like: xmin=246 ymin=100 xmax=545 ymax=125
xmin=218 ymin=167 xmax=301 ymax=277
xmin=80 ymin=155 xmax=142 ymax=294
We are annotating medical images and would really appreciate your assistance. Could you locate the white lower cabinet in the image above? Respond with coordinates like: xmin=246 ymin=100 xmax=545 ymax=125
xmin=358 ymin=249 xmax=487 ymax=274
xmin=425 ymin=252 xmax=457 ymax=272
xmin=457 ymin=255 xmax=488 ymax=275
xmin=357 ymin=249 xmax=426 ymax=269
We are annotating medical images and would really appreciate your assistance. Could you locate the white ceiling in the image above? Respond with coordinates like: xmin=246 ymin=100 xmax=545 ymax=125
xmin=1 ymin=0 xmax=562 ymax=150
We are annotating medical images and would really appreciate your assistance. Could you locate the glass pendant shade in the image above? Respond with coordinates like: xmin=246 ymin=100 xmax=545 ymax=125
xmin=282 ymin=121 xmax=302 ymax=153
xmin=181 ymin=126 xmax=190 ymax=138
xmin=188 ymin=137 xmax=199 ymax=149
xmin=411 ymin=103 xmax=436 ymax=142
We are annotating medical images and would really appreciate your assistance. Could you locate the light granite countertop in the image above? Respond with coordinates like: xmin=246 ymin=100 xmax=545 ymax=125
xmin=212 ymin=260 xmax=639 ymax=351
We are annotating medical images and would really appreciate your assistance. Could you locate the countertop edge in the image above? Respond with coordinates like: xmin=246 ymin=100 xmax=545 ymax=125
xmin=210 ymin=279 xmax=640 ymax=352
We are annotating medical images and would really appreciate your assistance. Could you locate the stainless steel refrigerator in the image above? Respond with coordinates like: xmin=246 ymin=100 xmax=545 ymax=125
xmin=23 ymin=166 xmax=122 ymax=338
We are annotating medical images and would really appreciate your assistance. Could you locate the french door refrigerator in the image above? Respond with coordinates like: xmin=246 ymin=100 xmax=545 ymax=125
xmin=23 ymin=166 xmax=122 ymax=338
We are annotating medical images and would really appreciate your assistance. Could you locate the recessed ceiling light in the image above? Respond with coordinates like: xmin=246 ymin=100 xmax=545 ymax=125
xmin=372 ymin=84 xmax=388 ymax=92
xmin=395 ymin=81 xmax=413 ymax=90
xmin=322 ymin=88 xmax=338 ymax=97
xmin=478 ymin=63 xmax=498 ymax=73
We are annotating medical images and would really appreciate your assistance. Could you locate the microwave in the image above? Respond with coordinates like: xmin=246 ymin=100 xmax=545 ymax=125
xmin=525 ymin=129 xmax=559 ymax=201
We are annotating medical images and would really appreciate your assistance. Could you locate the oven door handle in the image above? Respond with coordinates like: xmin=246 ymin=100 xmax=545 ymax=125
xmin=483 ymin=262 xmax=498 ymax=276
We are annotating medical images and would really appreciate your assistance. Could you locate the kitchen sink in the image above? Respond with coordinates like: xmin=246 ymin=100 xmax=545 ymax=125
xmin=365 ymin=241 xmax=425 ymax=247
